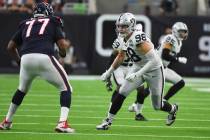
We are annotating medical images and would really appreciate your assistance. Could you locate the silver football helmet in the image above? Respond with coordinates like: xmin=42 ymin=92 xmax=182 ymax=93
xmin=116 ymin=13 xmax=136 ymax=38
xmin=172 ymin=22 xmax=188 ymax=41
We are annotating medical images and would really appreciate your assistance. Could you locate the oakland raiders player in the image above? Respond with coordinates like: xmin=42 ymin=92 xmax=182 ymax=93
xmin=128 ymin=22 xmax=188 ymax=116
xmin=96 ymin=13 xmax=178 ymax=130
xmin=106 ymin=24 xmax=150 ymax=121
xmin=0 ymin=2 xmax=74 ymax=133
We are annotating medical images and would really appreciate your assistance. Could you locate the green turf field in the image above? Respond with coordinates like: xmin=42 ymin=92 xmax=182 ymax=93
xmin=0 ymin=74 xmax=210 ymax=140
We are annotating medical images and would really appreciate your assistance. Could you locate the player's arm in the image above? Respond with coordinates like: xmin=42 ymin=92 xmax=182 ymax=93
xmin=101 ymin=50 xmax=126 ymax=81
xmin=56 ymin=39 xmax=69 ymax=57
xmin=7 ymin=40 xmax=21 ymax=65
xmin=126 ymin=41 xmax=159 ymax=81
xmin=7 ymin=26 xmax=22 ymax=65
xmin=161 ymin=43 xmax=178 ymax=62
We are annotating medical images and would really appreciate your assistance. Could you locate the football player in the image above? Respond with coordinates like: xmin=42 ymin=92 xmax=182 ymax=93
xmin=106 ymin=24 xmax=149 ymax=121
xmin=96 ymin=13 xmax=178 ymax=130
xmin=128 ymin=22 xmax=188 ymax=117
xmin=0 ymin=2 xmax=74 ymax=133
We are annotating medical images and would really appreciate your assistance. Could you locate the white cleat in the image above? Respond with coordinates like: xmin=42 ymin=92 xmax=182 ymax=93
xmin=128 ymin=103 xmax=137 ymax=112
xmin=0 ymin=119 xmax=12 ymax=130
xmin=96 ymin=118 xmax=112 ymax=130
xmin=55 ymin=121 xmax=75 ymax=133
xmin=166 ymin=104 xmax=179 ymax=126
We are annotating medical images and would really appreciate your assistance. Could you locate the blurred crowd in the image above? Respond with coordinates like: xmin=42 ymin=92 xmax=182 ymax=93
xmin=0 ymin=0 xmax=97 ymax=14
xmin=0 ymin=0 xmax=209 ymax=16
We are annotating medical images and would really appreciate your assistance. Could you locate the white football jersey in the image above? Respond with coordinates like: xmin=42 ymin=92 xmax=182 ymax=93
xmin=112 ymin=37 xmax=132 ymax=67
xmin=158 ymin=34 xmax=182 ymax=67
xmin=124 ymin=30 xmax=162 ymax=70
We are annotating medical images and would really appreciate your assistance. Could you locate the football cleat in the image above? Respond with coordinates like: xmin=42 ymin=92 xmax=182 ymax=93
xmin=128 ymin=103 xmax=136 ymax=112
xmin=55 ymin=121 xmax=75 ymax=133
xmin=135 ymin=113 xmax=148 ymax=121
xmin=96 ymin=118 xmax=112 ymax=130
xmin=0 ymin=119 xmax=12 ymax=130
xmin=166 ymin=104 xmax=178 ymax=126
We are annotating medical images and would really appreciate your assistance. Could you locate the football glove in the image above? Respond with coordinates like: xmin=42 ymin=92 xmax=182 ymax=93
xmin=105 ymin=76 xmax=113 ymax=92
xmin=178 ymin=57 xmax=187 ymax=64
xmin=101 ymin=66 xmax=114 ymax=81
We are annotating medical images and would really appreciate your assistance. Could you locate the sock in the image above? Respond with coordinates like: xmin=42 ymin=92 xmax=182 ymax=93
xmin=6 ymin=103 xmax=18 ymax=122
xmin=60 ymin=91 xmax=71 ymax=108
xmin=6 ymin=89 xmax=26 ymax=122
xmin=161 ymin=100 xmax=172 ymax=113
xmin=135 ymin=103 xmax=143 ymax=115
xmin=111 ymin=90 xmax=118 ymax=102
xmin=164 ymin=80 xmax=185 ymax=100
xmin=107 ymin=113 xmax=115 ymax=122
xmin=109 ymin=94 xmax=126 ymax=115
xmin=59 ymin=107 xmax=69 ymax=122
xmin=136 ymin=87 xmax=150 ymax=104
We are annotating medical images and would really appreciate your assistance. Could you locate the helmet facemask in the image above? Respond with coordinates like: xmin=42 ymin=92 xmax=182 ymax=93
xmin=172 ymin=22 xmax=188 ymax=41
xmin=116 ymin=13 xmax=136 ymax=38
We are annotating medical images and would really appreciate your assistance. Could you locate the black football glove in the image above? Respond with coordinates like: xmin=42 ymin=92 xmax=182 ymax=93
xmin=105 ymin=76 xmax=113 ymax=92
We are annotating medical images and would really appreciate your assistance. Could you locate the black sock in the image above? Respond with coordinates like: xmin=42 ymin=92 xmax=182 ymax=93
xmin=136 ymin=87 xmax=150 ymax=104
xmin=109 ymin=94 xmax=126 ymax=115
xmin=60 ymin=91 xmax=71 ymax=108
xmin=111 ymin=90 xmax=118 ymax=103
xmin=164 ymin=80 xmax=185 ymax=100
xmin=12 ymin=89 xmax=26 ymax=106
xmin=161 ymin=100 xmax=172 ymax=113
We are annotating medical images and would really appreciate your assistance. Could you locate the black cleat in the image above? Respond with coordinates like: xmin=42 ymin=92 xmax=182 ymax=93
xmin=135 ymin=113 xmax=148 ymax=121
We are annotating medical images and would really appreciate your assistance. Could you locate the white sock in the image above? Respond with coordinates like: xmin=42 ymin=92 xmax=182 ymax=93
xmin=6 ymin=103 xmax=18 ymax=122
xmin=135 ymin=103 xmax=143 ymax=115
xmin=59 ymin=107 xmax=69 ymax=122
xmin=107 ymin=113 xmax=115 ymax=122
xmin=170 ymin=104 xmax=175 ymax=114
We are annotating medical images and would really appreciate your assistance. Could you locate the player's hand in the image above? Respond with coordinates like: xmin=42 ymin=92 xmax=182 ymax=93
xmin=106 ymin=77 xmax=113 ymax=92
xmin=178 ymin=57 xmax=187 ymax=64
xmin=125 ymin=73 xmax=138 ymax=82
xmin=101 ymin=70 xmax=112 ymax=81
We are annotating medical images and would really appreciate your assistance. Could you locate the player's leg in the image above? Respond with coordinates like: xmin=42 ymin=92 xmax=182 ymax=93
xmin=40 ymin=55 xmax=74 ymax=133
xmin=97 ymin=77 xmax=144 ymax=130
xmin=0 ymin=55 xmax=36 ymax=130
xmin=145 ymin=67 xmax=178 ymax=126
xmin=164 ymin=68 xmax=185 ymax=100
xmin=133 ymin=85 xmax=150 ymax=121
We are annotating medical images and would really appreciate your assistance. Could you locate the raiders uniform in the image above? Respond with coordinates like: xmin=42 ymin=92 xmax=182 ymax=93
xmin=111 ymin=37 xmax=133 ymax=85
xmin=119 ymin=30 xmax=164 ymax=110
xmin=159 ymin=34 xmax=183 ymax=84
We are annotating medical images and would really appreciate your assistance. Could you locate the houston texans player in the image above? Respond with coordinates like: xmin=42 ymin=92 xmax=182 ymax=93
xmin=0 ymin=2 xmax=74 ymax=133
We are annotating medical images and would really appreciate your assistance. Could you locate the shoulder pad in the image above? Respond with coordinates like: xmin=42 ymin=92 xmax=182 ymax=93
xmin=50 ymin=16 xmax=64 ymax=28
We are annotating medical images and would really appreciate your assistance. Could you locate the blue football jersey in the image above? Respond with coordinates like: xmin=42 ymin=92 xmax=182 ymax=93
xmin=11 ymin=16 xmax=65 ymax=56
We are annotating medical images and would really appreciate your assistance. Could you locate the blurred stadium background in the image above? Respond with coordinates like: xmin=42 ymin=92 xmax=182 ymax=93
xmin=0 ymin=0 xmax=210 ymax=140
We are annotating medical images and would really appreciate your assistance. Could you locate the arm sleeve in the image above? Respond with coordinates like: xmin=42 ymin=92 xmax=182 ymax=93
xmin=55 ymin=26 xmax=65 ymax=41
xmin=136 ymin=49 xmax=161 ymax=76
xmin=11 ymin=28 xmax=22 ymax=46
xmin=161 ymin=48 xmax=178 ymax=62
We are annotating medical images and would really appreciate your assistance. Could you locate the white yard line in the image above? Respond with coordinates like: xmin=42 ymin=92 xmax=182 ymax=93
xmin=0 ymin=114 xmax=210 ymax=122
xmin=0 ymin=131 xmax=209 ymax=139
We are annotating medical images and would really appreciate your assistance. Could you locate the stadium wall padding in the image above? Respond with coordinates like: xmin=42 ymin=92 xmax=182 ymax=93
xmin=0 ymin=13 xmax=209 ymax=77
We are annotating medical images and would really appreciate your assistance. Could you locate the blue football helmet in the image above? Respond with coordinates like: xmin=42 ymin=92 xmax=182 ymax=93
xmin=33 ymin=2 xmax=54 ymax=17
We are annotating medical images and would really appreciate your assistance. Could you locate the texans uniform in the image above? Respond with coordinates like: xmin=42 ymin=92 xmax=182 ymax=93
xmin=12 ymin=16 xmax=72 ymax=93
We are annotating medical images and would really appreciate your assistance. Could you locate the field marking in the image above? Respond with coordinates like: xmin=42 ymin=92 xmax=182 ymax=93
xmin=5 ymin=122 xmax=209 ymax=129
xmin=0 ymin=114 xmax=210 ymax=122
xmin=0 ymin=109 xmax=208 ymax=116
xmin=0 ymin=131 xmax=210 ymax=139
xmin=1 ymin=103 xmax=210 ymax=111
